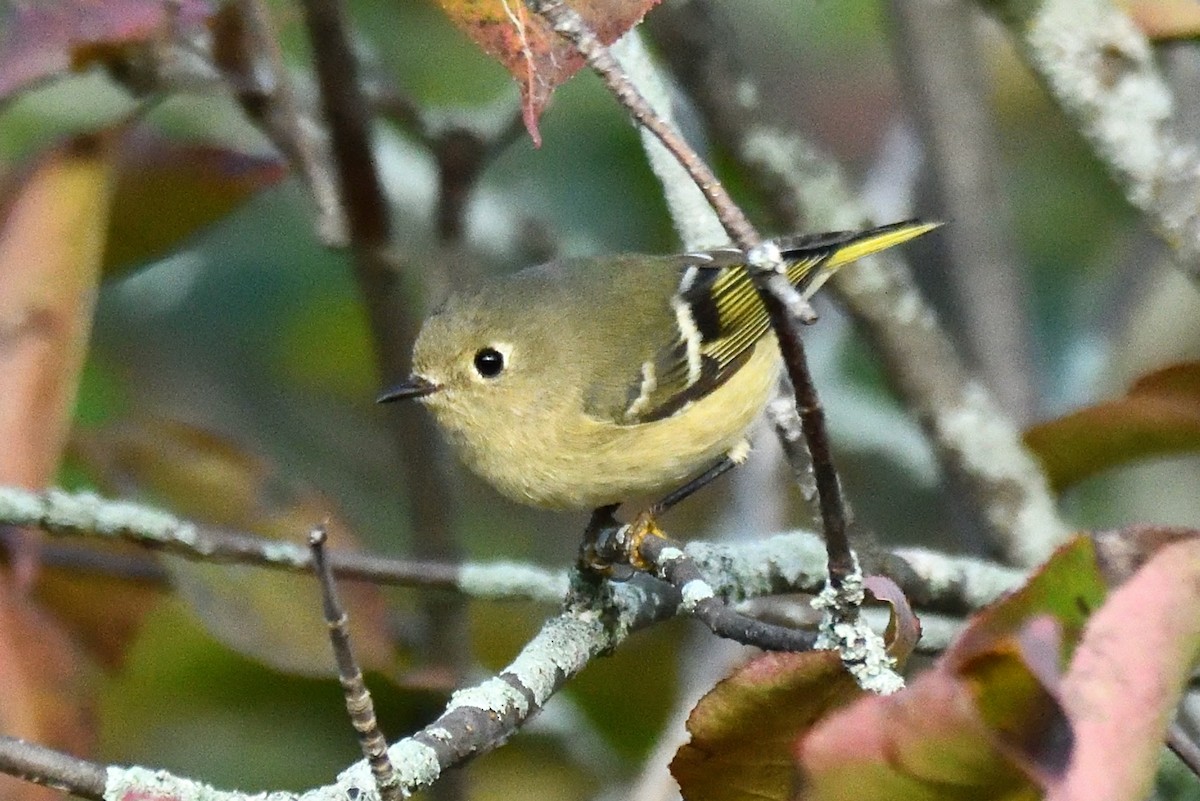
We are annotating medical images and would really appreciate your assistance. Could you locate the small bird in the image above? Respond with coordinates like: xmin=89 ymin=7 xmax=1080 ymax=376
xmin=379 ymin=221 xmax=936 ymax=511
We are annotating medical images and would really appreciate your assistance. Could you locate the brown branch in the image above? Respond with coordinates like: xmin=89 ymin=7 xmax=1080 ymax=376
xmin=310 ymin=528 xmax=401 ymax=801
xmin=525 ymin=0 xmax=759 ymax=249
xmin=296 ymin=9 xmax=472 ymax=799
xmin=609 ymin=523 xmax=819 ymax=652
xmin=0 ymin=736 xmax=105 ymax=801
xmin=212 ymin=0 xmax=348 ymax=244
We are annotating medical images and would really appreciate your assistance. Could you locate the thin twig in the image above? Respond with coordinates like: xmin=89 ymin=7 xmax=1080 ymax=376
xmin=525 ymin=0 xmax=758 ymax=249
xmin=0 ymin=736 xmax=105 ymax=801
xmin=297 ymin=7 xmax=473 ymax=794
xmin=614 ymin=525 xmax=818 ymax=652
xmin=214 ymin=0 xmax=347 ymax=244
xmin=310 ymin=527 xmax=401 ymax=801
xmin=648 ymin=0 xmax=1071 ymax=567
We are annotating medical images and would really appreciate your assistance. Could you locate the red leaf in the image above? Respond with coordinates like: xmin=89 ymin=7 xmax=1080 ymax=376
xmin=435 ymin=0 xmax=661 ymax=145
xmin=793 ymin=538 xmax=1106 ymax=801
xmin=0 ymin=0 xmax=212 ymax=102
xmin=1025 ymin=361 xmax=1200 ymax=492
xmin=1049 ymin=533 xmax=1200 ymax=801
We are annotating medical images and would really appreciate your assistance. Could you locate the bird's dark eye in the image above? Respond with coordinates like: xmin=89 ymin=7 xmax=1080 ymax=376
xmin=473 ymin=347 xmax=505 ymax=378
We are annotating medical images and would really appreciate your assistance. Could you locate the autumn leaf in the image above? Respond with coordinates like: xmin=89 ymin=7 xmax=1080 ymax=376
xmin=435 ymin=0 xmax=661 ymax=145
xmin=672 ymin=650 xmax=863 ymax=801
xmin=1025 ymin=362 xmax=1200 ymax=492
xmin=0 ymin=0 xmax=212 ymax=102
xmin=790 ymin=540 xmax=1100 ymax=801
xmin=0 ymin=134 xmax=116 ymax=491
xmin=72 ymin=419 xmax=399 ymax=677
xmin=1048 ymin=531 xmax=1200 ymax=801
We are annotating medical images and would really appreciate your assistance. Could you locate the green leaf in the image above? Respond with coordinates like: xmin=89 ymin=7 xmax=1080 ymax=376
xmin=434 ymin=0 xmax=661 ymax=145
xmin=1025 ymin=362 xmax=1200 ymax=492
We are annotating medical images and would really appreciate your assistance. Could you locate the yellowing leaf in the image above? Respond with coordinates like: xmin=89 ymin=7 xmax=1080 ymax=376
xmin=435 ymin=0 xmax=661 ymax=145
xmin=1025 ymin=362 xmax=1200 ymax=492
xmin=104 ymin=132 xmax=288 ymax=278
xmin=1121 ymin=0 xmax=1200 ymax=39
xmin=72 ymin=419 xmax=400 ymax=677
xmin=0 ymin=135 xmax=116 ymax=490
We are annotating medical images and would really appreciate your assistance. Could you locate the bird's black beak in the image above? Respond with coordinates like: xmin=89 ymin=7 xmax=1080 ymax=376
xmin=377 ymin=375 xmax=441 ymax=403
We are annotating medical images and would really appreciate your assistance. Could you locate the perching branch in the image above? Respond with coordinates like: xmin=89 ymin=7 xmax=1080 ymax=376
xmin=0 ymin=480 xmax=1035 ymax=796
xmin=0 ymin=485 xmax=1024 ymax=615
xmin=0 ymin=736 xmax=105 ymax=801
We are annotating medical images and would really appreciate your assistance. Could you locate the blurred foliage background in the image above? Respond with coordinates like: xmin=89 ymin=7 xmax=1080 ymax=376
xmin=2 ymin=0 xmax=1198 ymax=797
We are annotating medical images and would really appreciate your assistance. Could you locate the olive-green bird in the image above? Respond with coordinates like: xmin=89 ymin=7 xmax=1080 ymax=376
xmin=380 ymin=220 xmax=936 ymax=510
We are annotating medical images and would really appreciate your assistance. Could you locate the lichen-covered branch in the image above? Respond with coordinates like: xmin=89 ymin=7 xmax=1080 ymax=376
xmin=982 ymin=0 xmax=1200 ymax=279
xmin=0 ymin=485 xmax=1023 ymax=613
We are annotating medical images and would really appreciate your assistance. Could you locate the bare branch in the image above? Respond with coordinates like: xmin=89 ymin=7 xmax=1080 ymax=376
xmin=0 ymin=737 xmax=105 ymax=801
xmin=984 ymin=0 xmax=1200 ymax=280
xmin=214 ymin=0 xmax=348 ymax=245
xmin=311 ymin=528 xmax=401 ymax=801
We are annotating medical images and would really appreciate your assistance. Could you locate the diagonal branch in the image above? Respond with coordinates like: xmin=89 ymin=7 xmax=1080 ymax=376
xmin=648 ymin=0 xmax=1072 ymax=567
xmin=982 ymin=0 xmax=1200 ymax=281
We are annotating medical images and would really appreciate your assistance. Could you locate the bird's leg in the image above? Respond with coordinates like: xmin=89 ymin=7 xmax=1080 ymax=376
xmin=577 ymin=503 xmax=633 ymax=580
xmin=650 ymin=455 xmax=738 ymax=516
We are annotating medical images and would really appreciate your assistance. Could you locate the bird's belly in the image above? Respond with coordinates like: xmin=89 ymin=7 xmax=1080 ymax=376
xmin=447 ymin=343 xmax=780 ymax=509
